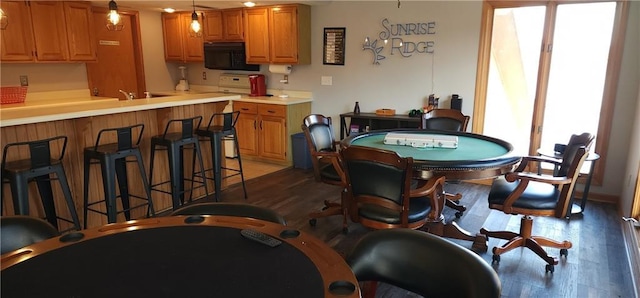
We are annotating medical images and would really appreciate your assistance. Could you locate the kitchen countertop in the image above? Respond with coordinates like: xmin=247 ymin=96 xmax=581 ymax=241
xmin=150 ymin=90 xmax=313 ymax=105
xmin=0 ymin=92 xmax=240 ymax=127
xmin=1 ymin=86 xmax=314 ymax=127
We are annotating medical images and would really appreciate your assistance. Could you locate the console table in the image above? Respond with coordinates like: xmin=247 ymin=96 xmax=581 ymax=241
xmin=339 ymin=112 xmax=422 ymax=139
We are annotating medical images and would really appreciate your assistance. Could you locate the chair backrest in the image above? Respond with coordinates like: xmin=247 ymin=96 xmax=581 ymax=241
xmin=161 ymin=116 xmax=203 ymax=140
xmin=301 ymin=114 xmax=340 ymax=182
xmin=302 ymin=114 xmax=337 ymax=153
xmin=557 ymin=132 xmax=594 ymax=177
xmin=203 ymin=111 xmax=240 ymax=134
xmin=93 ymin=124 xmax=144 ymax=151
xmin=340 ymin=146 xmax=413 ymax=226
xmin=1 ymin=216 xmax=60 ymax=255
xmin=1 ymin=135 xmax=67 ymax=169
xmin=554 ymin=145 xmax=589 ymax=216
xmin=170 ymin=202 xmax=287 ymax=225
xmin=346 ymin=229 xmax=501 ymax=298
xmin=421 ymin=109 xmax=470 ymax=132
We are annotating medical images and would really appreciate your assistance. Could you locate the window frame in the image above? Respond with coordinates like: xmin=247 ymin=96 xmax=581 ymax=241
xmin=472 ymin=0 xmax=630 ymax=186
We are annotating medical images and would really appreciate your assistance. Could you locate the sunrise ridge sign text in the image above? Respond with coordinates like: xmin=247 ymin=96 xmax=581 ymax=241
xmin=363 ymin=18 xmax=436 ymax=65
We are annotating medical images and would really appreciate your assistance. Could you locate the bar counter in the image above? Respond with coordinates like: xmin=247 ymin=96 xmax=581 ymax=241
xmin=0 ymin=91 xmax=239 ymax=229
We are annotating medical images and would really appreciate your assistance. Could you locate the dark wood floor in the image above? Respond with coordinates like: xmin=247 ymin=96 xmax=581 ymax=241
xmin=176 ymin=166 xmax=636 ymax=298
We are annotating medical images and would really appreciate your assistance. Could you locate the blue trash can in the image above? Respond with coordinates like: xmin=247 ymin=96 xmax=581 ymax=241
xmin=291 ymin=133 xmax=313 ymax=170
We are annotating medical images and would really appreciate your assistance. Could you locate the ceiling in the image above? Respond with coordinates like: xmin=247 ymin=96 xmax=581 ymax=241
xmin=91 ymin=0 xmax=330 ymax=12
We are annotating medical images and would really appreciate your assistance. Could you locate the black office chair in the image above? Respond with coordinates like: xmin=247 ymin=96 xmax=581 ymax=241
xmin=346 ymin=229 xmax=501 ymax=298
xmin=1 ymin=215 xmax=60 ymax=255
xmin=170 ymin=202 xmax=287 ymax=225
xmin=301 ymin=114 xmax=349 ymax=232
xmin=480 ymin=134 xmax=591 ymax=272
xmin=421 ymin=108 xmax=470 ymax=217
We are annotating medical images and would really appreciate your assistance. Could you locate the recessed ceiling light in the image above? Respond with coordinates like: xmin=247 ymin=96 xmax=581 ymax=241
xmin=243 ymin=2 xmax=256 ymax=7
xmin=163 ymin=8 xmax=176 ymax=13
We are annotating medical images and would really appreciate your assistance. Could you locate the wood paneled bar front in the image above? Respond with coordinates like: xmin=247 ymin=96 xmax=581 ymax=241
xmin=0 ymin=93 xmax=239 ymax=230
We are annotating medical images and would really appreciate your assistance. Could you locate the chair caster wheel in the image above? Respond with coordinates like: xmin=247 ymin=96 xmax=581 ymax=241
xmin=455 ymin=211 xmax=463 ymax=218
xmin=492 ymin=254 xmax=500 ymax=263
xmin=309 ymin=218 xmax=317 ymax=226
xmin=545 ymin=264 xmax=555 ymax=273
xmin=560 ymin=248 xmax=568 ymax=257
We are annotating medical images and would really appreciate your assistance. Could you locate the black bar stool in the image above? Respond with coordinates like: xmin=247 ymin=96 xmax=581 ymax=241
xmin=195 ymin=111 xmax=247 ymax=202
xmin=149 ymin=116 xmax=209 ymax=210
xmin=83 ymin=124 xmax=155 ymax=228
xmin=1 ymin=136 xmax=81 ymax=232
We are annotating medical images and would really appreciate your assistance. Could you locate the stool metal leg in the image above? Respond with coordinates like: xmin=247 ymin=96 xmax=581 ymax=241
xmin=34 ymin=174 xmax=58 ymax=229
xmin=9 ymin=174 xmax=30 ymax=217
xmin=54 ymin=166 xmax=81 ymax=231
xmin=133 ymin=150 xmax=155 ymax=217
xmin=100 ymin=157 xmax=119 ymax=224
xmin=83 ymin=155 xmax=91 ymax=229
xmin=167 ymin=145 xmax=183 ymax=210
xmin=115 ymin=157 xmax=131 ymax=220
xmin=194 ymin=141 xmax=210 ymax=199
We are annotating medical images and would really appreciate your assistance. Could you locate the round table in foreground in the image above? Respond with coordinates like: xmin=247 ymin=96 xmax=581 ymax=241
xmin=1 ymin=216 xmax=359 ymax=298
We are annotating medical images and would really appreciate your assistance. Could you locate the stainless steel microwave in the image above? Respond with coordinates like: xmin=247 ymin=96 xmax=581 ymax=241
xmin=203 ymin=42 xmax=260 ymax=71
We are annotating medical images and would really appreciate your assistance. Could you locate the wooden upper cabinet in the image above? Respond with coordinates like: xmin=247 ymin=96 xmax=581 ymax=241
xmin=29 ymin=1 xmax=69 ymax=61
xmin=181 ymin=12 xmax=204 ymax=62
xmin=203 ymin=8 xmax=244 ymax=42
xmin=203 ymin=10 xmax=223 ymax=41
xmin=243 ymin=7 xmax=270 ymax=64
xmin=162 ymin=13 xmax=184 ymax=61
xmin=63 ymin=1 xmax=96 ymax=61
xmin=0 ymin=1 xmax=96 ymax=62
xmin=244 ymin=4 xmax=310 ymax=65
xmin=0 ymin=1 xmax=34 ymax=61
xmin=222 ymin=9 xmax=244 ymax=41
xmin=162 ymin=12 xmax=203 ymax=62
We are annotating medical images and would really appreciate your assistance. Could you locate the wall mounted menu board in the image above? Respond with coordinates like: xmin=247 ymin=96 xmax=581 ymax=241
xmin=323 ymin=27 xmax=345 ymax=65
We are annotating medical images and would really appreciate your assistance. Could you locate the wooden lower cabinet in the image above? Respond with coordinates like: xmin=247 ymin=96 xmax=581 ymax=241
xmin=234 ymin=101 xmax=310 ymax=164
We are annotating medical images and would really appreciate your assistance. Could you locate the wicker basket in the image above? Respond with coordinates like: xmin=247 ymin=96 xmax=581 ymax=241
xmin=1 ymin=86 xmax=28 ymax=104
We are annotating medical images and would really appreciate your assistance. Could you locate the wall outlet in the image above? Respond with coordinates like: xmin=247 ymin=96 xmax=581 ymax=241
xmin=19 ymin=75 xmax=29 ymax=86
xmin=202 ymin=71 xmax=207 ymax=80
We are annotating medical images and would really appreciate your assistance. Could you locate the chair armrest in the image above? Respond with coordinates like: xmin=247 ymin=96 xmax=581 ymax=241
xmin=514 ymin=155 xmax=562 ymax=172
xmin=410 ymin=176 xmax=445 ymax=198
xmin=501 ymin=172 xmax=574 ymax=211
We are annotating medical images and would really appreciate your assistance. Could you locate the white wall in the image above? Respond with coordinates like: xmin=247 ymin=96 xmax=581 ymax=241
xmin=1 ymin=1 xmax=639 ymax=208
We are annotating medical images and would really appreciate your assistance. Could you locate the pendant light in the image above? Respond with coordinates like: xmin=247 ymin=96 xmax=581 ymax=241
xmin=189 ymin=0 xmax=202 ymax=37
xmin=106 ymin=0 xmax=123 ymax=31
xmin=0 ymin=8 xmax=8 ymax=30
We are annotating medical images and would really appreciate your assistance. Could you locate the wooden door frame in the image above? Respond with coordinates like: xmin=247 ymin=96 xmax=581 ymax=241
xmin=472 ymin=1 xmax=629 ymax=189
xmin=87 ymin=7 xmax=146 ymax=97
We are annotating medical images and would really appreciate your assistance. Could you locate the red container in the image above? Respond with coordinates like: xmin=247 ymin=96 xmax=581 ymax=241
xmin=249 ymin=74 xmax=266 ymax=97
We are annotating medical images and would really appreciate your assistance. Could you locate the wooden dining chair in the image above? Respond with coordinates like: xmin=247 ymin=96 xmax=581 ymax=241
xmin=301 ymin=114 xmax=349 ymax=233
xmin=340 ymin=145 xmax=445 ymax=230
xmin=421 ymin=108 xmax=470 ymax=217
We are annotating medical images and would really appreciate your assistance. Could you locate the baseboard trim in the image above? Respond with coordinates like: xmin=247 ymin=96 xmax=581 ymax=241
xmin=622 ymin=218 xmax=640 ymax=298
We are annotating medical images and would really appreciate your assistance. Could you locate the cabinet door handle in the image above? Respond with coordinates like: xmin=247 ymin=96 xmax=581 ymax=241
xmin=267 ymin=110 xmax=275 ymax=113
xmin=241 ymin=108 xmax=250 ymax=111
xmin=260 ymin=120 xmax=263 ymax=129
xmin=253 ymin=120 xmax=256 ymax=129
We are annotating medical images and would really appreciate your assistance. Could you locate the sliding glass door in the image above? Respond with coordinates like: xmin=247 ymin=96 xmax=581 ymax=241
xmin=476 ymin=0 xmax=626 ymax=177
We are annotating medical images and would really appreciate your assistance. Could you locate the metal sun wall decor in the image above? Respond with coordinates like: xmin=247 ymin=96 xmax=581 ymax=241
xmin=363 ymin=18 xmax=436 ymax=65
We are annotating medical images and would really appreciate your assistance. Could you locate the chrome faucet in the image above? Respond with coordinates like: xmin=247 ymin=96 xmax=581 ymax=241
xmin=118 ymin=89 xmax=135 ymax=100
